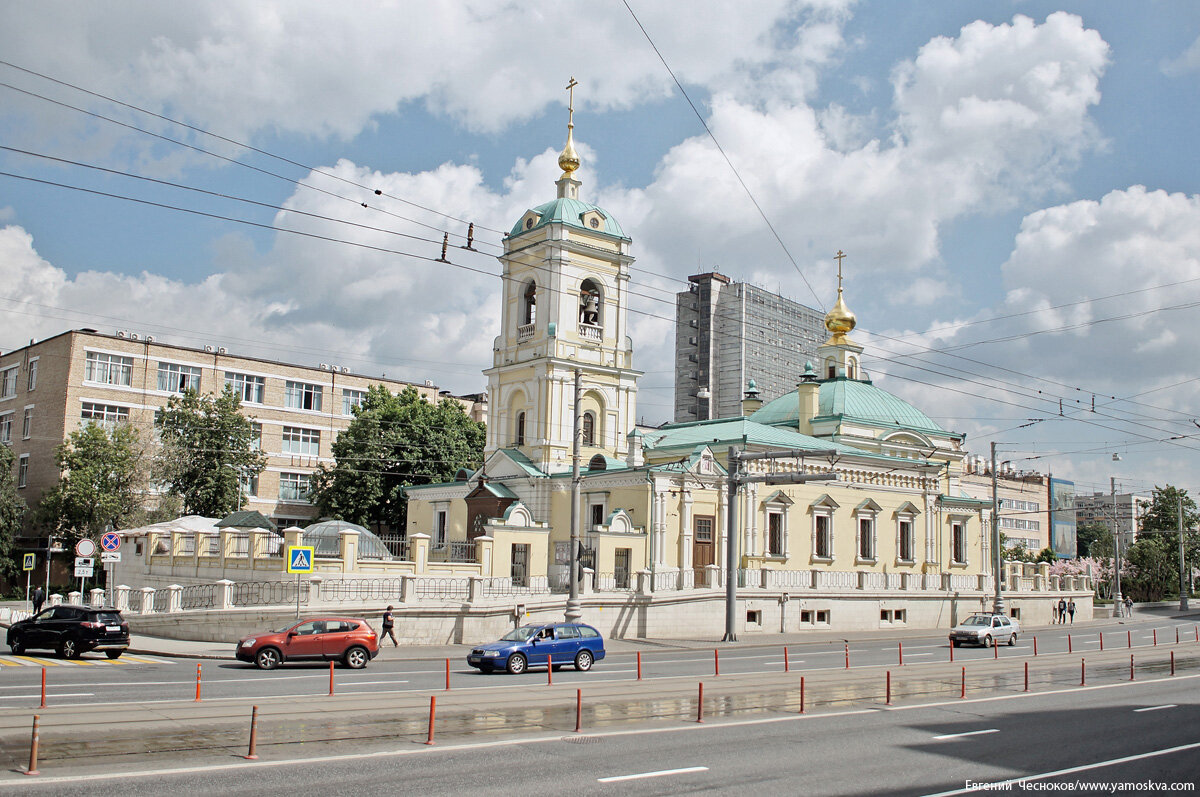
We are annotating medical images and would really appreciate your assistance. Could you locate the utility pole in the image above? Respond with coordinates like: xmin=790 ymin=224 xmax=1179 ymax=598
xmin=990 ymin=442 xmax=1004 ymax=616
xmin=565 ymin=369 xmax=583 ymax=623
xmin=723 ymin=447 xmax=838 ymax=642
xmin=1111 ymin=476 xmax=1123 ymax=617
xmin=1179 ymin=496 xmax=1189 ymax=612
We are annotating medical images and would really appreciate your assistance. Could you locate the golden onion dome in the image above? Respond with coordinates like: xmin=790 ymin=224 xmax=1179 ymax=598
xmin=824 ymin=287 xmax=857 ymax=342
xmin=558 ymin=127 xmax=580 ymax=178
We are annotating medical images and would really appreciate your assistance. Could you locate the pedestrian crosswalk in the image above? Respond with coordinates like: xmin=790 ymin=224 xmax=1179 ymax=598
xmin=0 ymin=653 xmax=174 ymax=667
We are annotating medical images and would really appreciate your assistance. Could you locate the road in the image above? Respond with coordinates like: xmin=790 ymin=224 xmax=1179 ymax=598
xmin=3 ymin=663 xmax=1197 ymax=795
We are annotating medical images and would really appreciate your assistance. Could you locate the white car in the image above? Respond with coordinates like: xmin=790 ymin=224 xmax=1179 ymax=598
xmin=948 ymin=613 xmax=1020 ymax=647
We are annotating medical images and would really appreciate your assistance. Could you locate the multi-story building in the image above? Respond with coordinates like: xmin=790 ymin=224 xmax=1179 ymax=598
xmin=1074 ymin=488 xmax=1148 ymax=549
xmin=0 ymin=328 xmax=484 ymax=531
xmin=674 ymin=272 xmax=824 ymax=421
xmin=959 ymin=456 xmax=1077 ymax=558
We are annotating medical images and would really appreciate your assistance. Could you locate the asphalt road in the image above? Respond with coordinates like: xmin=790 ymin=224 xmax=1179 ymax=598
xmin=4 ymin=665 xmax=1197 ymax=796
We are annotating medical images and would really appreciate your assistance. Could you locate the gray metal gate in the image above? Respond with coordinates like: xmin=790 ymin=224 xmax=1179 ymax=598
xmin=511 ymin=543 xmax=529 ymax=587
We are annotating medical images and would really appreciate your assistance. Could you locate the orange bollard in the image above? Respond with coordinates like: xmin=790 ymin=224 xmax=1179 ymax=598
xmin=1171 ymin=651 xmax=1176 ymax=676
xmin=24 ymin=715 xmax=39 ymax=777
xmin=960 ymin=666 xmax=966 ymax=699
xmin=39 ymin=668 xmax=46 ymax=709
xmin=949 ymin=642 xmax=954 ymax=663
xmin=547 ymin=654 xmax=553 ymax=685
xmin=1068 ymin=634 xmax=1072 ymax=654
xmin=784 ymin=646 xmax=789 ymax=673
xmin=195 ymin=663 xmax=202 ymax=702
xmin=425 ymin=695 xmax=436 ymax=745
xmin=1128 ymin=630 xmax=1132 ymax=649
xmin=1099 ymin=633 xmax=1104 ymax=652
xmin=898 ymin=642 xmax=903 ymax=667
xmin=1081 ymin=658 xmax=1086 ymax=686
xmin=799 ymin=676 xmax=805 ymax=714
xmin=1033 ymin=636 xmax=1038 ymax=656
xmin=696 ymin=682 xmax=704 ymax=723
xmin=714 ymin=648 xmax=720 ymax=676
xmin=575 ymin=688 xmax=582 ymax=733
xmin=886 ymin=670 xmax=892 ymax=705
xmin=328 ymin=661 xmax=334 ymax=696
xmin=244 ymin=705 xmax=260 ymax=760
xmin=1024 ymin=661 xmax=1029 ymax=692
xmin=993 ymin=639 xmax=998 ymax=659
xmin=1130 ymin=654 xmax=1135 ymax=681
xmin=845 ymin=642 xmax=849 ymax=670
xmin=1176 ymin=627 xmax=1180 ymax=645
xmin=1154 ymin=629 xmax=1158 ymax=646
xmin=636 ymin=651 xmax=642 ymax=680
xmin=445 ymin=658 xmax=450 ymax=691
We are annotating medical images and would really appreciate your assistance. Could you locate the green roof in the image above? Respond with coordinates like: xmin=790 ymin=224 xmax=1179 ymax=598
xmin=642 ymin=417 xmax=864 ymax=457
xmin=215 ymin=510 xmax=277 ymax=531
xmin=508 ymin=197 xmax=627 ymax=240
xmin=751 ymin=378 xmax=950 ymax=437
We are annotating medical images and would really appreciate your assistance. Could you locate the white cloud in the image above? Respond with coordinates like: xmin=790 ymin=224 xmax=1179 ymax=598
xmin=1162 ymin=34 xmax=1200 ymax=77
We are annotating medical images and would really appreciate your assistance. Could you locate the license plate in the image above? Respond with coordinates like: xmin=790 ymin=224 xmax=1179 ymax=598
xmin=106 ymin=626 xmax=120 ymax=632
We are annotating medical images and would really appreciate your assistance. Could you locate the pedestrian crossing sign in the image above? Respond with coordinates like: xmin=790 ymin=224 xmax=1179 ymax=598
xmin=286 ymin=545 xmax=314 ymax=574
xmin=22 ymin=553 xmax=35 ymax=571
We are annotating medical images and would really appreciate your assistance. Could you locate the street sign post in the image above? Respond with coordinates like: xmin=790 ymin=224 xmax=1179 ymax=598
xmin=101 ymin=551 xmax=121 ymax=563
xmin=75 ymin=538 xmax=96 ymax=558
xmin=100 ymin=532 xmax=121 ymax=606
xmin=23 ymin=553 xmax=35 ymax=610
xmin=286 ymin=546 xmax=315 ymax=618
xmin=74 ymin=557 xmax=94 ymax=577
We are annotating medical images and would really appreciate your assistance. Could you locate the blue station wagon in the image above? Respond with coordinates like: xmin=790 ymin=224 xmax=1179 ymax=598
xmin=467 ymin=622 xmax=606 ymax=674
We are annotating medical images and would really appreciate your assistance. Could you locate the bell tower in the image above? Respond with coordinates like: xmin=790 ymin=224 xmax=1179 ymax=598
xmin=484 ymin=78 xmax=641 ymax=473
xmin=817 ymin=250 xmax=865 ymax=381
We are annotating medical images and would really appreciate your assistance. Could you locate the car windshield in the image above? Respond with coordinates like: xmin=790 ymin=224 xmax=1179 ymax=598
xmin=961 ymin=616 xmax=990 ymax=627
xmin=500 ymin=627 xmax=539 ymax=642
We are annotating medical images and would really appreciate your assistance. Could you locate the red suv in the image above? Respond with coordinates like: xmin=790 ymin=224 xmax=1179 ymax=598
xmin=236 ymin=617 xmax=379 ymax=670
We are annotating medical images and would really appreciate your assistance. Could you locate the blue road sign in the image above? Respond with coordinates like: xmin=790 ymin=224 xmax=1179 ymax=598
xmin=22 ymin=553 xmax=35 ymax=571
xmin=101 ymin=531 xmax=122 ymax=551
xmin=286 ymin=546 xmax=314 ymax=574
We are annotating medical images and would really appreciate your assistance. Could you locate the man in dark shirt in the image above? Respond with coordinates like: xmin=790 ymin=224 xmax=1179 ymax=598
xmin=381 ymin=605 xmax=398 ymax=647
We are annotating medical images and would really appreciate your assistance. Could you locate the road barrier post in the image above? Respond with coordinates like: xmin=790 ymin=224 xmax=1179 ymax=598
xmin=547 ymin=654 xmax=553 ymax=685
xmin=886 ymin=670 xmax=892 ymax=705
xmin=898 ymin=642 xmax=903 ymax=667
xmin=328 ymin=662 xmax=334 ymax=697
xmin=696 ymin=682 xmax=704 ymax=724
xmin=1033 ymin=636 xmax=1038 ymax=656
xmin=1154 ymin=629 xmax=1158 ymax=646
xmin=24 ymin=715 xmax=39 ymax=777
xmin=1099 ymin=633 xmax=1104 ymax=652
xmin=993 ymin=639 xmax=998 ymax=659
xmin=1080 ymin=658 xmax=1086 ymax=686
xmin=1130 ymin=655 xmax=1135 ymax=681
xmin=1068 ymin=634 xmax=1072 ymax=654
xmin=445 ymin=658 xmax=450 ymax=691
xmin=1128 ymin=630 xmax=1132 ymax=649
xmin=1176 ymin=627 xmax=1180 ymax=645
xmin=1024 ymin=661 xmax=1029 ymax=692
xmin=1171 ymin=651 xmax=1175 ymax=676
xmin=949 ymin=642 xmax=953 ymax=663
xmin=195 ymin=663 xmax=202 ymax=702
xmin=575 ymin=688 xmax=582 ymax=733
xmin=845 ymin=642 xmax=849 ymax=670
xmin=39 ymin=668 xmax=45 ymax=709
xmin=425 ymin=695 xmax=436 ymax=745
xmin=244 ymin=705 xmax=259 ymax=760
xmin=960 ymin=667 xmax=965 ymax=699
xmin=637 ymin=651 xmax=642 ymax=681
xmin=799 ymin=676 xmax=805 ymax=714
xmin=714 ymin=648 xmax=719 ymax=676
xmin=784 ymin=646 xmax=789 ymax=673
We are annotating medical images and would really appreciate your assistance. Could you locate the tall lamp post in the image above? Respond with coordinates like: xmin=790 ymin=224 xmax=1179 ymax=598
xmin=989 ymin=442 xmax=1005 ymax=616
xmin=565 ymin=369 xmax=583 ymax=623
xmin=1110 ymin=475 xmax=1124 ymax=617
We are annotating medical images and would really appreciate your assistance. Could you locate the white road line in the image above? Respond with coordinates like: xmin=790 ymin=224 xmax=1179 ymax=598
xmin=597 ymin=766 xmax=708 ymax=783
xmin=340 ymin=680 xmax=410 ymax=686
xmin=932 ymin=729 xmax=999 ymax=740
xmin=0 ymin=692 xmax=93 ymax=700
xmin=1133 ymin=704 xmax=1176 ymax=712
xmin=905 ymin=653 xmax=934 ymax=658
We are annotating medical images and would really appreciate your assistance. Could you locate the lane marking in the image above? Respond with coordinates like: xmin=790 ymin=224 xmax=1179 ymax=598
xmin=1133 ymin=704 xmax=1176 ymax=712
xmin=597 ymin=766 xmax=708 ymax=783
xmin=932 ymin=729 xmax=999 ymax=740
xmin=341 ymin=680 xmax=410 ymax=686
xmin=0 ymin=692 xmax=94 ymax=700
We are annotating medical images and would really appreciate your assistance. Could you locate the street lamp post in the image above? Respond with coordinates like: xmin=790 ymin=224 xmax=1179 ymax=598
xmin=989 ymin=442 xmax=1005 ymax=616
xmin=565 ymin=369 xmax=583 ymax=623
xmin=1110 ymin=476 xmax=1123 ymax=617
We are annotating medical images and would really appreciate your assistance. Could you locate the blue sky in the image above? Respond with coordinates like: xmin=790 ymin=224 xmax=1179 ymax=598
xmin=2 ymin=1 xmax=1200 ymax=497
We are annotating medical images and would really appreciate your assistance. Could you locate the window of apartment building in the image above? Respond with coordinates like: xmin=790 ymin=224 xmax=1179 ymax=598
xmin=157 ymin=362 xmax=202 ymax=394
xmin=240 ymin=473 xmax=259 ymax=498
xmin=281 ymin=426 xmax=320 ymax=456
xmin=951 ymin=521 xmax=967 ymax=564
xmin=0 ymin=366 xmax=17 ymax=399
xmin=225 ymin=372 xmax=266 ymax=404
xmin=85 ymin=351 xmax=134 ymax=386
xmin=342 ymin=388 xmax=366 ymax=416
xmin=813 ymin=513 xmax=833 ymax=559
xmin=590 ymin=500 xmax=606 ymax=528
xmin=767 ymin=511 xmax=785 ymax=557
xmin=26 ymin=358 xmax=37 ymax=391
xmin=250 ymin=422 xmax=262 ymax=450
xmin=0 ymin=413 xmax=11 ymax=445
xmin=285 ymin=381 xmax=322 ymax=411
xmin=22 ymin=407 xmax=32 ymax=440
xmin=80 ymin=402 xmax=130 ymax=428
xmin=898 ymin=518 xmax=915 ymax=562
xmin=17 ymin=454 xmax=28 ymax=488
xmin=279 ymin=472 xmax=312 ymax=502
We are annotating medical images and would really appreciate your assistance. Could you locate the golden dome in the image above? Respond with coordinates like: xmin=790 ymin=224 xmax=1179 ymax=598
xmin=559 ymin=76 xmax=581 ymax=179
xmin=823 ymin=249 xmax=856 ymax=344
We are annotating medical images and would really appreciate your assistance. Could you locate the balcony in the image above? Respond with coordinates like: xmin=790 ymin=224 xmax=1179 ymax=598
xmin=517 ymin=323 xmax=535 ymax=342
xmin=578 ymin=323 xmax=602 ymax=343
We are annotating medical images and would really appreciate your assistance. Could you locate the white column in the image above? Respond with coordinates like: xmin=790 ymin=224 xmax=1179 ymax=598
xmin=743 ymin=482 xmax=757 ymax=557
xmin=680 ymin=492 xmax=693 ymax=571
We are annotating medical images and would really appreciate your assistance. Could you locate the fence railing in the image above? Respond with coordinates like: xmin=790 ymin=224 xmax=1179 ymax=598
xmin=429 ymin=540 xmax=476 ymax=563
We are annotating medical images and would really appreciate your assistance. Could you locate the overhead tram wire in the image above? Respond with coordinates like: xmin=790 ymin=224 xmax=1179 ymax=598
xmin=620 ymin=0 xmax=824 ymax=312
xmin=0 ymin=59 xmax=507 ymax=237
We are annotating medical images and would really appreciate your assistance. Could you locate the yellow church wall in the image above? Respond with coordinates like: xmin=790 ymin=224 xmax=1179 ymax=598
xmin=488 ymin=528 xmax=551 ymax=580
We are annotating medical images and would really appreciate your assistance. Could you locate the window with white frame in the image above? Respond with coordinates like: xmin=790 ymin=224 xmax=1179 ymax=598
xmin=589 ymin=497 xmax=607 ymax=528
xmin=342 ymin=388 xmax=366 ymax=416
xmin=240 ymin=472 xmax=259 ymax=498
xmin=80 ymin=402 xmax=130 ymax=427
xmin=813 ymin=513 xmax=833 ymax=559
xmin=26 ymin=358 xmax=37 ymax=391
xmin=0 ymin=366 xmax=17 ymax=399
xmin=898 ymin=517 xmax=915 ymax=562
xmin=17 ymin=454 xmax=28 ymax=488
xmin=434 ymin=509 xmax=448 ymax=548
xmin=0 ymin=413 xmax=11 ymax=445
xmin=157 ymin=362 xmax=202 ymax=393
xmin=85 ymin=351 xmax=133 ymax=386
xmin=858 ymin=516 xmax=875 ymax=560
xmin=767 ymin=512 xmax=786 ymax=557
xmin=22 ymin=407 xmax=32 ymax=440
xmin=952 ymin=521 xmax=967 ymax=564
xmin=285 ymin=381 xmax=322 ymax=411
xmin=225 ymin=372 xmax=265 ymax=404
xmin=250 ymin=422 xmax=262 ymax=450
xmin=515 ymin=412 xmax=526 ymax=445
xmin=278 ymin=472 xmax=312 ymax=502
xmin=281 ymin=426 xmax=320 ymax=456
xmin=581 ymin=411 xmax=596 ymax=446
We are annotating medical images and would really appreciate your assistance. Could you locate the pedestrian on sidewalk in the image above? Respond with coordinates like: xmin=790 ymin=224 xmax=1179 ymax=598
xmin=31 ymin=585 xmax=45 ymax=614
xmin=1057 ymin=598 xmax=1067 ymax=624
xmin=1124 ymin=596 xmax=1133 ymax=617
xmin=1067 ymin=600 xmax=1076 ymax=624
xmin=381 ymin=605 xmax=398 ymax=647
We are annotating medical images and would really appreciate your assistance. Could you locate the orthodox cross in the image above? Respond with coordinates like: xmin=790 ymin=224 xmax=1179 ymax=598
xmin=565 ymin=77 xmax=578 ymax=127
xmin=835 ymin=249 xmax=846 ymax=290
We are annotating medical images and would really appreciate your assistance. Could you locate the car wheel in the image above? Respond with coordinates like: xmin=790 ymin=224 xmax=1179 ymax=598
xmin=344 ymin=646 xmax=369 ymax=669
xmin=982 ymin=635 xmax=993 ymax=648
xmin=9 ymin=637 xmax=24 ymax=656
xmin=1008 ymin=632 xmax=1017 ymax=647
xmin=575 ymin=650 xmax=594 ymax=672
xmin=506 ymin=652 xmax=527 ymax=675
xmin=255 ymin=647 xmax=282 ymax=670
xmin=106 ymin=650 xmax=122 ymax=659
xmin=59 ymin=637 xmax=81 ymax=659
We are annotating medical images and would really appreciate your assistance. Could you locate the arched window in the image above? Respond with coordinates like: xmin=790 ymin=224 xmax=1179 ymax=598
xmin=581 ymin=411 xmax=595 ymax=446
xmin=825 ymin=358 xmax=836 ymax=379
xmin=579 ymin=279 xmax=602 ymax=327
xmin=515 ymin=412 xmax=526 ymax=446
xmin=847 ymin=357 xmax=857 ymax=380
xmin=522 ymin=281 xmax=537 ymax=325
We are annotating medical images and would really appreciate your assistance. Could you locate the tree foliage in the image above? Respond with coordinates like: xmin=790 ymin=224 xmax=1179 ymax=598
xmin=36 ymin=423 xmax=145 ymax=545
xmin=155 ymin=386 xmax=266 ymax=517
xmin=310 ymin=386 xmax=485 ymax=532
xmin=1075 ymin=522 xmax=1109 ymax=558
xmin=1122 ymin=485 xmax=1200 ymax=601
xmin=0 ymin=445 xmax=26 ymax=580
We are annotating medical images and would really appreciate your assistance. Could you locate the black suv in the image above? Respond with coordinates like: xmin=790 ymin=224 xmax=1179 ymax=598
xmin=7 ymin=605 xmax=130 ymax=659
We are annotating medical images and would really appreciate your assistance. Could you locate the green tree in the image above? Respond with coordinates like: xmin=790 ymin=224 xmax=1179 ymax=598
xmin=0 ymin=445 xmax=26 ymax=580
xmin=310 ymin=385 xmax=485 ymax=533
xmin=1125 ymin=485 xmax=1200 ymax=600
xmin=1075 ymin=522 xmax=1109 ymax=558
xmin=1034 ymin=546 xmax=1058 ymax=564
xmin=155 ymin=386 xmax=266 ymax=517
xmin=36 ymin=423 xmax=146 ymax=545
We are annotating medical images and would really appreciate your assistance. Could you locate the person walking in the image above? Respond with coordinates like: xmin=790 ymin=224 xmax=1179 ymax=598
xmin=1057 ymin=598 xmax=1067 ymax=624
xmin=1067 ymin=599 xmax=1076 ymax=624
xmin=1124 ymin=596 xmax=1133 ymax=617
xmin=31 ymin=585 xmax=45 ymax=614
xmin=380 ymin=605 xmax=398 ymax=647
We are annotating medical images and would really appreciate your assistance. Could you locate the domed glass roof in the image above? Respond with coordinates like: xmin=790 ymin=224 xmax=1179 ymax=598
xmin=508 ymin=197 xmax=627 ymax=239
xmin=303 ymin=519 xmax=392 ymax=560
xmin=751 ymin=379 xmax=946 ymax=435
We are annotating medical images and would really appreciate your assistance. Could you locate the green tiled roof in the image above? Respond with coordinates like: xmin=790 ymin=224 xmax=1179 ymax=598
xmin=508 ymin=198 xmax=628 ymax=240
xmin=641 ymin=417 xmax=864 ymax=457
xmin=215 ymin=510 xmax=277 ymax=530
xmin=751 ymin=378 xmax=949 ymax=436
